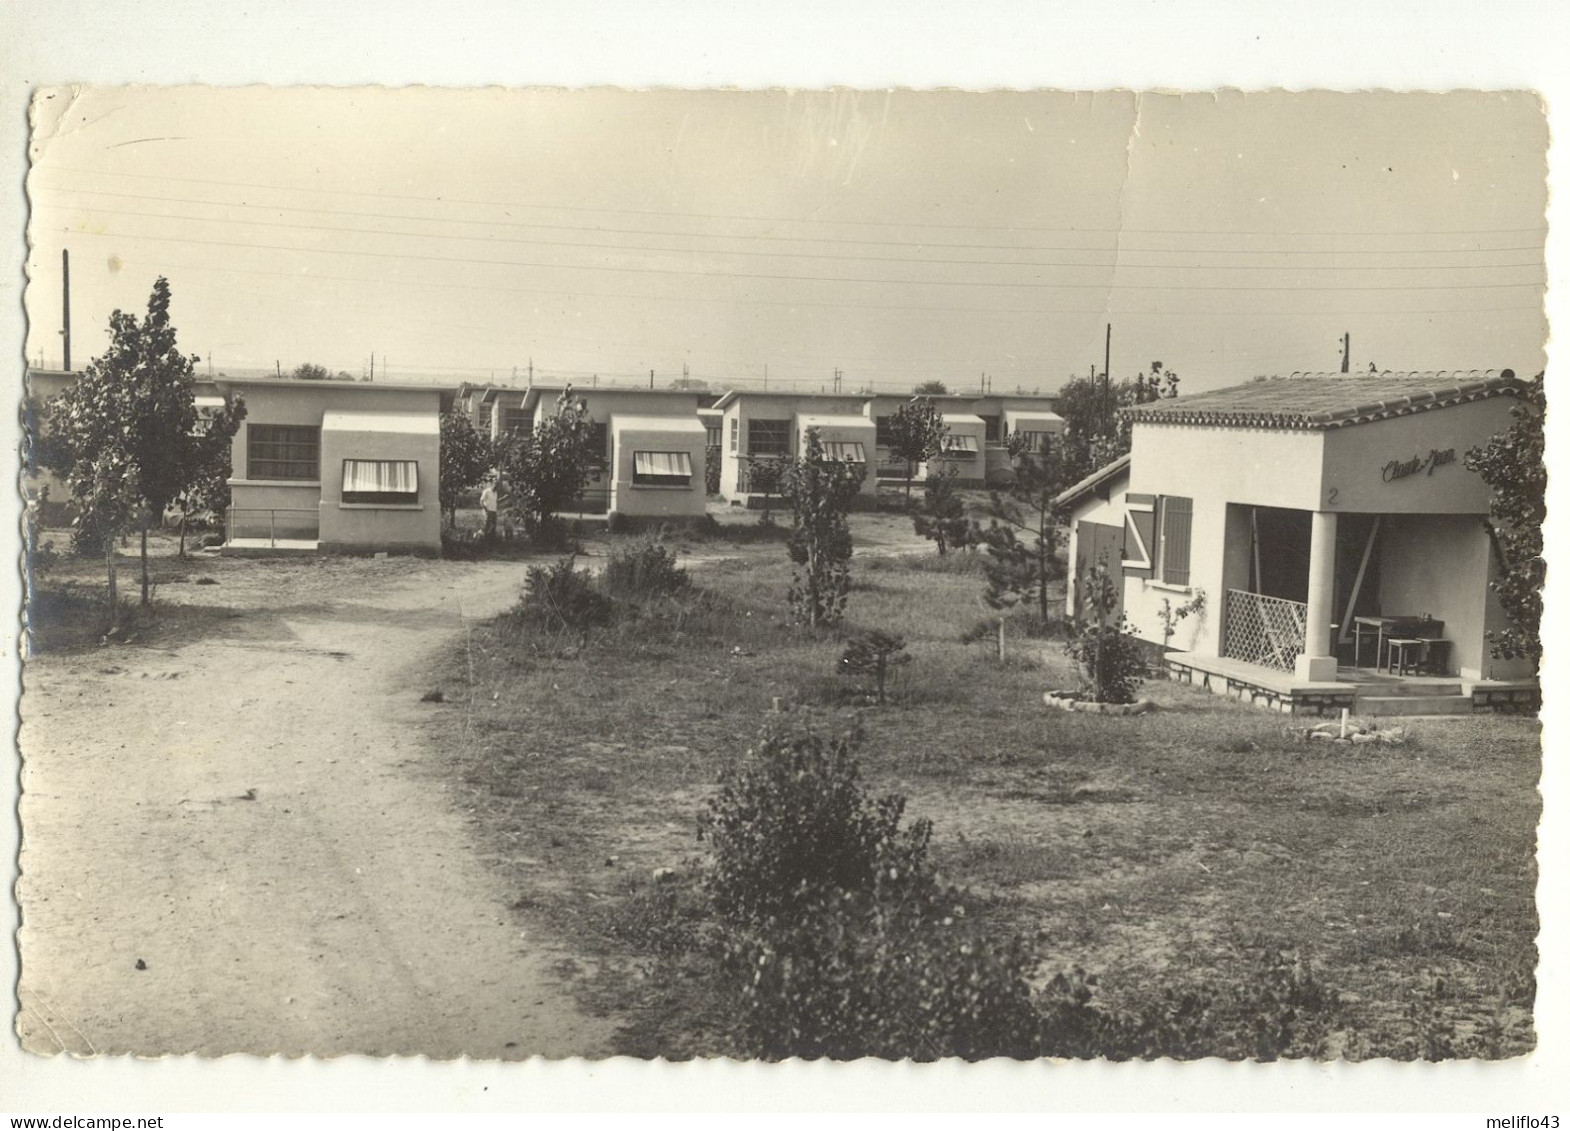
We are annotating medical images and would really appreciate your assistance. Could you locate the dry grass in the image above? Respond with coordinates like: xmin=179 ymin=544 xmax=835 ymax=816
xmin=421 ymin=534 xmax=1541 ymax=1059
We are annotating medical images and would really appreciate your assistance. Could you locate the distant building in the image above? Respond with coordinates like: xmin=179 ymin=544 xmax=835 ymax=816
xmin=216 ymin=377 xmax=452 ymax=555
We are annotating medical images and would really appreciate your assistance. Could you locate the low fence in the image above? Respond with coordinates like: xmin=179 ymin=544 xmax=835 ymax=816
xmin=1223 ymin=588 xmax=1307 ymax=673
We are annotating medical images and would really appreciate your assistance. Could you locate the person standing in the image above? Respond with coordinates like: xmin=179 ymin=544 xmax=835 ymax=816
xmin=480 ymin=479 xmax=498 ymax=541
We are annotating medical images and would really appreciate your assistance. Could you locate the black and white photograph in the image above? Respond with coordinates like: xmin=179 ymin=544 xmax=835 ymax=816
xmin=13 ymin=83 xmax=1549 ymax=1070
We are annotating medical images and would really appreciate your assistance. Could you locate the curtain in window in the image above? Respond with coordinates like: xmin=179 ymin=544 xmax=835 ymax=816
xmin=633 ymin=451 xmax=693 ymax=484
xmin=342 ymin=459 xmax=419 ymax=497
xmin=820 ymin=441 xmax=866 ymax=462
xmin=942 ymin=434 xmax=979 ymax=453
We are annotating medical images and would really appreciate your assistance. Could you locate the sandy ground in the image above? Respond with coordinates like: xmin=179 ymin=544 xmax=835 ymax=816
xmin=17 ymin=555 xmax=619 ymax=1059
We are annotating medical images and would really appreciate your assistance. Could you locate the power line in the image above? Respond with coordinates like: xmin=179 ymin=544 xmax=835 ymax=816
xmin=41 ymin=225 xmax=1548 ymax=293
xmin=35 ymin=183 xmax=1548 ymax=257
xmin=42 ymin=164 xmax=1550 ymax=238
xmin=36 ymin=199 xmax=1548 ymax=274
xmin=35 ymin=243 xmax=1545 ymax=321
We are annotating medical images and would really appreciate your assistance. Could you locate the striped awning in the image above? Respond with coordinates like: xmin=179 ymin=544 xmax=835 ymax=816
xmin=633 ymin=451 xmax=693 ymax=477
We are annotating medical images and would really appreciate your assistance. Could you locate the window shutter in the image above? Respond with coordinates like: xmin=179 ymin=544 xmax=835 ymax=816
xmin=1160 ymin=496 xmax=1193 ymax=585
xmin=1123 ymin=493 xmax=1155 ymax=578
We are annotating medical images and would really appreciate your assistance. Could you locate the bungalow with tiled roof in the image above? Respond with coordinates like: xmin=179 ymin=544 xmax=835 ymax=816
xmin=1057 ymin=370 xmax=1539 ymax=717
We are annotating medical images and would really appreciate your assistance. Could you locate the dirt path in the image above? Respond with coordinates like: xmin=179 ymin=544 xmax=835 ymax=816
xmin=17 ymin=558 xmax=618 ymax=1058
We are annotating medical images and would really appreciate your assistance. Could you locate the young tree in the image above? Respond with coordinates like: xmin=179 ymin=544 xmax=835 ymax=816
xmin=973 ymin=444 xmax=1074 ymax=628
xmin=495 ymin=386 xmax=596 ymax=541
xmin=438 ymin=408 xmax=495 ymax=529
xmin=747 ymin=455 xmax=785 ymax=525
xmin=885 ymin=398 xmax=948 ymax=505
xmin=912 ymin=467 xmax=971 ymax=555
xmin=912 ymin=379 xmax=949 ymax=396
xmin=1465 ymin=375 xmax=1545 ymax=665
xmin=43 ymin=277 xmax=245 ymax=610
xmin=781 ymin=428 xmax=863 ymax=628
xmin=171 ymin=412 xmax=248 ymax=558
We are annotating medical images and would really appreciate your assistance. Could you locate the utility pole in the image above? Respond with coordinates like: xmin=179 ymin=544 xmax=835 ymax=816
xmin=528 ymin=358 xmax=534 ymax=386
xmin=763 ymin=363 xmax=769 ymax=392
xmin=60 ymin=248 xmax=71 ymax=371
xmin=370 ymin=353 xmax=375 ymax=381
xmin=1104 ymin=323 xmax=1112 ymax=388
xmin=1341 ymin=332 xmax=1351 ymax=374
xmin=650 ymin=368 xmax=655 ymax=389
xmin=276 ymin=359 xmax=282 ymax=378
xmin=682 ymin=362 xmax=689 ymax=390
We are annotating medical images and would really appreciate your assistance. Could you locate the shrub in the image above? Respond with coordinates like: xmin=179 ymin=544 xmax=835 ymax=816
xmin=722 ymin=881 xmax=1042 ymax=1060
xmin=698 ymin=715 xmax=933 ymax=926
xmin=602 ymin=538 xmax=690 ymax=599
xmin=704 ymin=445 xmax=722 ymax=496
xmin=839 ymin=630 xmax=910 ymax=705
xmin=1064 ymin=617 xmax=1146 ymax=704
xmin=513 ymin=555 xmax=611 ymax=639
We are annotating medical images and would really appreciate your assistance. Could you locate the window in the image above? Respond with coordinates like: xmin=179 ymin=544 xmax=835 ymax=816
xmin=633 ymin=450 xmax=693 ymax=486
xmin=748 ymin=418 xmax=791 ymax=457
xmin=705 ymin=424 xmax=721 ymax=448
xmin=874 ymin=416 xmax=894 ymax=446
xmin=587 ymin=421 xmax=610 ymax=466
xmin=500 ymin=406 xmax=531 ymax=434
xmin=728 ymin=417 xmax=739 ymax=453
xmin=980 ymin=414 xmax=1002 ymax=443
xmin=1019 ymin=431 xmax=1052 ymax=454
xmin=1156 ymin=495 xmax=1193 ymax=586
xmin=941 ymin=433 xmax=979 ymax=457
xmin=248 ymin=424 xmax=320 ymax=480
xmin=819 ymin=441 xmax=866 ymax=463
xmin=342 ymin=459 xmax=419 ymax=504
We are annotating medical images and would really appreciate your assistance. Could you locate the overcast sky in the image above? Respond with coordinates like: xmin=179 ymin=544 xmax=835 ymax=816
xmin=24 ymin=87 xmax=1547 ymax=395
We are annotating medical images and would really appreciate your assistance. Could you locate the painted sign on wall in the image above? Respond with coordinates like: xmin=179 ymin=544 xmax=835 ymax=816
xmin=1382 ymin=447 xmax=1457 ymax=483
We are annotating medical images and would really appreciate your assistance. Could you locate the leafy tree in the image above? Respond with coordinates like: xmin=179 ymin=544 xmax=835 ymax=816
xmin=438 ymin=408 xmax=495 ymax=529
xmin=290 ymin=362 xmax=331 ymax=381
xmin=912 ymin=467 xmax=972 ymax=555
xmin=912 ymin=379 xmax=949 ymax=396
xmin=1465 ymin=375 xmax=1545 ymax=665
xmin=495 ymin=387 xmax=597 ymax=542
xmin=1053 ymin=366 xmax=1177 ymax=482
xmin=886 ymin=398 xmax=948 ymax=505
xmin=973 ymin=444 xmax=1074 ymax=627
xmin=171 ymin=414 xmax=246 ymax=557
xmin=781 ymin=428 xmax=863 ymax=628
xmin=43 ymin=277 xmax=245 ymax=611
xmin=747 ymin=455 xmax=785 ymax=525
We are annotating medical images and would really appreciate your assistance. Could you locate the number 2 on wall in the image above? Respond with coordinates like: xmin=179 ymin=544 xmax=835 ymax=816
xmin=1326 ymin=487 xmax=1339 ymax=506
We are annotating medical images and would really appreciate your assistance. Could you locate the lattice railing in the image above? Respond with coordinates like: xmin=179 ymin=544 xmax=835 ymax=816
xmin=1223 ymin=588 xmax=1307 ymax=673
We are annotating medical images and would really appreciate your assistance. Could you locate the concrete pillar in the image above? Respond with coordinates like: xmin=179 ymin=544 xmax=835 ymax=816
xmin=1295 ymin=509 xmax=1339 ymax=682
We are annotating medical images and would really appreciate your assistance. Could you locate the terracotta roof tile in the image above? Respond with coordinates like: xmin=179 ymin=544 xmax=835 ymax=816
xmin=1123 ymin=370 xmax=1527 ymax=430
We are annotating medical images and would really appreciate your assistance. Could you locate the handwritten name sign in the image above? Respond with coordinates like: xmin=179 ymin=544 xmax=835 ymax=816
xmin=1382 ymin=447 xmax=1456 ymax=483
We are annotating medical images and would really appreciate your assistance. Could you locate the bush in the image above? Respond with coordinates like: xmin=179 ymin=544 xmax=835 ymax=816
xmin=602 ymin=538 xmax=690 ymax=599
xmin=1064 ymin=616 xmax=1146 ymax=704
xmin=698 ymin=715 xmax=933 ymax=926
xmin=705 ymin=445 xmax=722 ymax=496
xmin=722 ymin=881 xmax=1042 ymax=1060
xmin=839 ymin=630 xmax=910 ymax=705
xmin=513 ymin=555 xmax=611 ymax=638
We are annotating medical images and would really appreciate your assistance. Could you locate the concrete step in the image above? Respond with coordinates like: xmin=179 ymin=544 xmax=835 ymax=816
xmin=1356 ymin=694 xmax=1474 ymax=717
